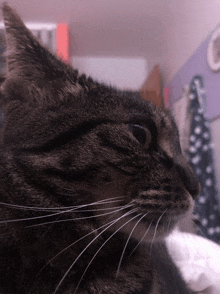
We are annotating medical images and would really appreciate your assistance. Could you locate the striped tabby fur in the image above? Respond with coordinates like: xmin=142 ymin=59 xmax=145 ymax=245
xmin=0 ymin=4 xmax=200 ymax=294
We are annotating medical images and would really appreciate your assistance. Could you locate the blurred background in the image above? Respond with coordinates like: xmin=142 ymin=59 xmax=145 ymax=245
xmin=0 ymin=0 xmax=219 ymax=83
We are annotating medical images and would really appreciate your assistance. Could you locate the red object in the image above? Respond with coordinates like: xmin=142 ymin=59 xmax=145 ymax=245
xmin=163 ymin=87 xmax=169 ymax=108
xmin=56 ymin=24 xmax=69 ymax=63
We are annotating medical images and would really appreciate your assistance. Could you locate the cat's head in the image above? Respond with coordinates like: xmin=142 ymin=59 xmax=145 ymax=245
xmin=1 ymin=4 xmax=200 ymax=242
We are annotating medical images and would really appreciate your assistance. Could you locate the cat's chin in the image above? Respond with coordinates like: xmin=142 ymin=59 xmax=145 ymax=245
xmin=113 ymin=214 xmax=178 ymax=243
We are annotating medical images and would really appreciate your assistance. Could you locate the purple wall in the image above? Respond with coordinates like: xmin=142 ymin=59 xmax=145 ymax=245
xmin=167 ymin=25 xmax=220 ymax=121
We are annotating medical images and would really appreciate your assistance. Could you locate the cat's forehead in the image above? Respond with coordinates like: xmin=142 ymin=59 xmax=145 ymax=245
xmin=119 ymin=94 xmax=174 ymax=130
xmin=0 ymin=2 xmax=178 ymax=152
xmin=78 ymin=89 xmax=177 ymax=138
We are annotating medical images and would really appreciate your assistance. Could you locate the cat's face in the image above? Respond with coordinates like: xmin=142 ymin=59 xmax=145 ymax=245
xmin=1 ymin=4 xmax=200 ymax=245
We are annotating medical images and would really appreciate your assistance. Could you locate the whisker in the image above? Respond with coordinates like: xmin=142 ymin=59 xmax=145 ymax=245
xmin=73 ymin=211 xmax=141 ymax=294
xmin=26 ymin=204 xmax=133 ymax=228
xmin=165 ymin=209 xmax=174 ymax=234
xmin=0 ymin=197 xmax=126 ymax=224
xmin=116 ymin=212 xmax=148 ymax=277
xmin=168 ymin=217 xmax=173 ymax=232
xmin=41 ymin=217 xmax=61 ymax=238
xmin=24 ymin=205 xmax=129 ymax=228
xmin=36 ymin=205 xmax=135 ymax=277
xmin=150 ymin=209 xmax=168 ymax=251
xmin=193 ymin=221 xmax=207 ymax=238
xmin=66 ymin=206 xmax=124 ymax=212
xmin=53 ymin=208 xmax=138 ymax=294
xmin=0 ymin=196 xmax=125 ymax=212
xmin=0 ymin=208 xmax=77 ymax=225
xmin=37 ymin=216 xmax=127 ymax=277
xmin=129 ymin=221 xmax=153 ymax=257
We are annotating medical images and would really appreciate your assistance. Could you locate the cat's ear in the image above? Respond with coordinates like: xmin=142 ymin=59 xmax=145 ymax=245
xmin=1 ymin=3 xmax=81 ymax=104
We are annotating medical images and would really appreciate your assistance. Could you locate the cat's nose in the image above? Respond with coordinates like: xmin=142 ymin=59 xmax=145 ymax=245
xmin=175 ymin=156 xmax=201 ymax=200
xmin=186 ymin=178 xmax=201 ymax=200
xmin=177 ymin=164 xmax=201 ymax=199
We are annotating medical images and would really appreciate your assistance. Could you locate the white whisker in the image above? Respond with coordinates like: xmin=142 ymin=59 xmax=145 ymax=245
xmin=0 ymin=197 xmax=126 ymax=224
xmin=116 ymin=213 xmax=148 ymax=277
xmin=129 ymin=221 xmax=153 ymax=257
xmin=193 ymin=221 xmax=207 ymax=238
xmin=0 ymin=202 xmax=61 ymax=212
xmin=0 ymin=208 xmax=76 ymax=224
xmin=166 ymin=214 xmax=173 ymax=233
xmin=53 ymin=208 xmax=138 ymax=294
xmin=0 ymin=196 xmax=124 ymax=212
xmin=36 ymin=212 xmax=133 ymax=277
xmin=73 ymin=211 xmax=141 ymax=294
xmin=26 ymin=204 xmax=133 ymax=228
xmin=150 ymin=209 xmax=168 ymax=251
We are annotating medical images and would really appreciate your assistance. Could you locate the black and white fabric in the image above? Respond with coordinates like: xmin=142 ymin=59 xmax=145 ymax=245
xmin=189 ymin=75 xmax=220 ymax=244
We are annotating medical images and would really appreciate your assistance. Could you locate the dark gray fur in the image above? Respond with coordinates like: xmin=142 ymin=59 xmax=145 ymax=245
xmin=0 ymin=4 xmax=199 ymax=294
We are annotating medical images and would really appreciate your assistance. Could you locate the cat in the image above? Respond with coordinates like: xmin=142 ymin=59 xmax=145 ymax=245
xmin=0 ymin=4 xmax=200 ymax=294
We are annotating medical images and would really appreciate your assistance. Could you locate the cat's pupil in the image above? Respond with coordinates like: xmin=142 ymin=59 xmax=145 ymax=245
xmin=127 ymin=124 xmax=151 ymax=147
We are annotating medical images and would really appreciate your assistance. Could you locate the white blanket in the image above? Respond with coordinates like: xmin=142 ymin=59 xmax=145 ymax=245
xmin=165 ymin=230 xmax=220 ymax=294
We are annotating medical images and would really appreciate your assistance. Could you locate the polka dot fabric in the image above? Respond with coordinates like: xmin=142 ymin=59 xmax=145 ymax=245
xmin=189 ymin=76 xmax=220 ymax=244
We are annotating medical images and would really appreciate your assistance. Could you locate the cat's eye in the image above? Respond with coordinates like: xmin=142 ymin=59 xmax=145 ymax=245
xmin=127 ymin=124 xmax=151 ymax=148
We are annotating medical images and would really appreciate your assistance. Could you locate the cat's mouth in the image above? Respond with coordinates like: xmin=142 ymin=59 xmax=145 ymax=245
xmin=104 ymin=194 xmax=194 ymax=243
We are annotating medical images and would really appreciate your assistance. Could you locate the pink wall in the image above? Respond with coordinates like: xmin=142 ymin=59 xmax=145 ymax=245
xmin=3 ymin=0 xmax=220 ymax=84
